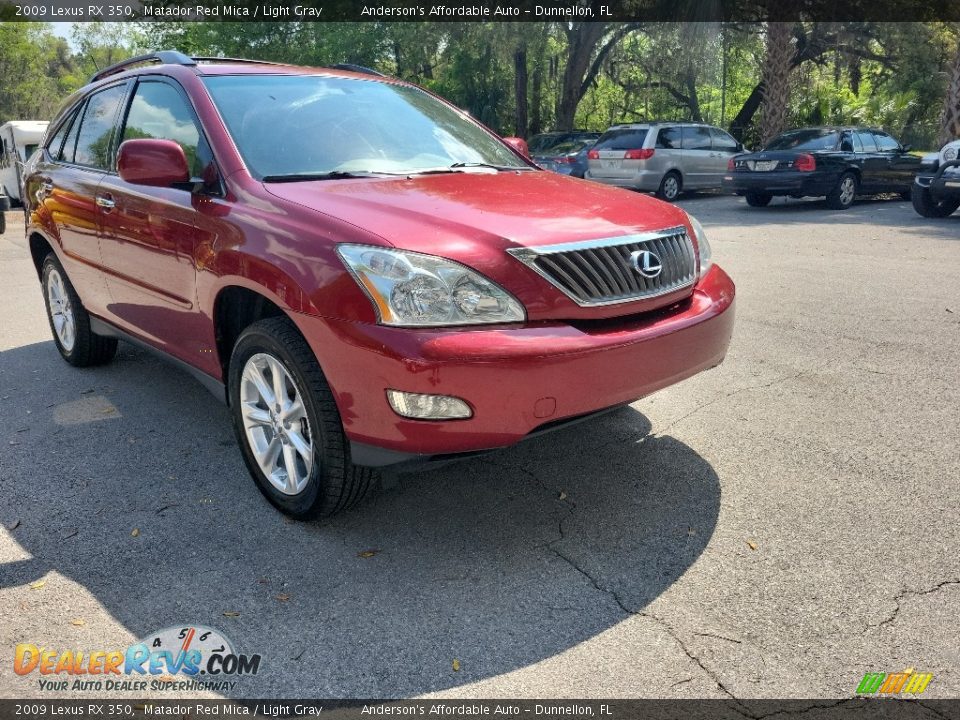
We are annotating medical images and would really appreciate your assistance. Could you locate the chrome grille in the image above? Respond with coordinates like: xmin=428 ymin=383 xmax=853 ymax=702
xmin=507 ymin=226 xmax=697 ymax=307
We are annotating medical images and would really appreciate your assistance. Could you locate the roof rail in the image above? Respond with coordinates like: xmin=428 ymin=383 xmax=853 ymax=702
xmin=191 ymin=56 xmax=286 ymax=67
xmin=326 ymin=64 xmax=385 ymax=77
xmin=89 ymin=50 xmax=196 ymax=83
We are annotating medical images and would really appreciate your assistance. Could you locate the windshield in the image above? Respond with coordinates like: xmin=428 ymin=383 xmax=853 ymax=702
xmin=765 ymin=129 xmax=840 ymax=151
xmin=203 ymin=75 xmax=529 ymax=179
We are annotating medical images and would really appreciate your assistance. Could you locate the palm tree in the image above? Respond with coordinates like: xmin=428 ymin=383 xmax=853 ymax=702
xmin=938 ymin=39 xmax=960 ymax=147
xmin=759 ymin=23 xmax=794 ymax=146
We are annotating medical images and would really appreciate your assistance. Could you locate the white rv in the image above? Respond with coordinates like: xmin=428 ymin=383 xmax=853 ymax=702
xmin=1 ymin=120 xmax=49 ymax=209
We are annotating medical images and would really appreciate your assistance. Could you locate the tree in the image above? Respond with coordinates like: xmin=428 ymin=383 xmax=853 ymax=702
xmin=0 ymin=24 xmax=75 ymax=122
xmin=555 ymin=22 xmax=641 ymax=130
xmin=759 ymin=22 xmax=794 ymax=145
xmin=938 ymin=38 xmax=960 ymax=145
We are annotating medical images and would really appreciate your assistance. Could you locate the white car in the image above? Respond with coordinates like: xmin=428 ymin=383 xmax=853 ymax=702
xmin=911 ymin=138 xmax=960 ymax=218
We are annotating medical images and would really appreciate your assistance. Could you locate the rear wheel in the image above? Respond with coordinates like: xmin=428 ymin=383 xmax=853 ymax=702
xmin=745 ymin=192 xmax=772 ymax=207
xmin=911 ymin=183 xmax=960 ymax=218
xmin=655 ymin=171 xmax=682 ymax=202
xmin=826 ymin=172 xmax=858 ymax=210
xmin=41 ymin=254 xmax=117 ymax=367
xmin=228 ymin=317 xmax=377 ymax=519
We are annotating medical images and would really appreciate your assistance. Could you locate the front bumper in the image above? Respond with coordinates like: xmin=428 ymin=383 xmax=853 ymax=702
xmin=291 ymin=265 xmax=735 ymax=467
xmin=722 ymin=170 xmax=835 ymax=197
xmin=914 ymin=160 xmax=960 ymax=201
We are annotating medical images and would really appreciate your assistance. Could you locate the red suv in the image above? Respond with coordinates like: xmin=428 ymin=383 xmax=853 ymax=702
xmin=24 ymin=52 xmax=735 ymax=519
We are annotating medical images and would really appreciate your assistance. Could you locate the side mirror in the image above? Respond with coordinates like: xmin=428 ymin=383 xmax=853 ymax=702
xmin=735 ymin=143 xmax=744 ymax=152
xmin=503 ymin=136 xmax=531 ymax=159
xmin=117 ymin=139 xmax=190 ymax=187
xmin=902 ymin=144 xmax=912 ymax=153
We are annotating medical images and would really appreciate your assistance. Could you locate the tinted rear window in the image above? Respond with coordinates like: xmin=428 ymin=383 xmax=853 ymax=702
xmin=765 ymin=129 xmax=840 ymax=151
xmin=594 ymin=128 xmax=648 ymax=151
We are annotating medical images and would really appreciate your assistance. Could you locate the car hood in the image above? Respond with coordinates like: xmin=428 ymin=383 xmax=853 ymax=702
xmin=262 ymin=170 xmax=692 ymax=254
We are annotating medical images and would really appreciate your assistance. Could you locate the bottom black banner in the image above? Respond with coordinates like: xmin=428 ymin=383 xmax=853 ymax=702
xmin=2 ymin=699 xmax=960 ymax=720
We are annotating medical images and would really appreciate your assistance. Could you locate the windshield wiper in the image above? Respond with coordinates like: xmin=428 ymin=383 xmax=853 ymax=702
xmin=404 ymin=162 xmax=534 ymax=176
xmin=261 ymin=171 xmax=391 ymax=182
xmin=449 ymin=162 xmax=534 ymax=171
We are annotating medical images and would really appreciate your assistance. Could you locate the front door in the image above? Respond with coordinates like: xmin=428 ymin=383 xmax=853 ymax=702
xmin=97 ymin=78 xmax=222 ymax=369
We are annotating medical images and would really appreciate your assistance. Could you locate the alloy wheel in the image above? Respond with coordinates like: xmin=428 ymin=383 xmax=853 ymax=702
xmin=239 ymin=352 xmax=314 ymax=495
xmin=46 ymin=268 xmax=76 ymax=352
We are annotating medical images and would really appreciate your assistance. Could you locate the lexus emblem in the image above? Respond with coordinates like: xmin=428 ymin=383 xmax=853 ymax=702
xmin=630 ymin=249 xmax=663 ymax=278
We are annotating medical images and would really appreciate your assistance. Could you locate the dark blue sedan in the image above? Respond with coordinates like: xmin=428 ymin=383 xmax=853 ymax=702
xmin=529 ymin=132 xmax=601 ymax=179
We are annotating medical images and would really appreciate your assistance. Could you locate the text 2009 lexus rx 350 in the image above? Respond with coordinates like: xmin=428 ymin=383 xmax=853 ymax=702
xmin=24 ymin=51 xmax=735 ymax=518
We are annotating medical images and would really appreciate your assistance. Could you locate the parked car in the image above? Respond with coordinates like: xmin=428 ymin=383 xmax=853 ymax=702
xmin=723 ymin=126 xmax=921 ymax=210
xmin=528 ymin=131 xmax=600 ymax=178
xmin=1 ymin=120 xmax=49 ymax=234
xmin=24 ymin=51 xmax=735 ymax=519
xmin=584 ymin=122 xmax=744 ymax=201
xmin=911 ymin=139 xmax=960 ymax=218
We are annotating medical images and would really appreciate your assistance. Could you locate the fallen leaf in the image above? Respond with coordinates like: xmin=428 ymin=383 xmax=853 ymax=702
xmin=60 ymin=529 xmax=79 ymax=541
xmin=257 ymin=578 xmax=270 ymax=585
xmin=5 ymin=519 xmax=20 ymax=532
xmin=358 ymin=550 xmax=378 ymax=559
xmin=275 ymin=593 xmax=291 ymax=602
xmin=130 ymin=528 xmax=140 ymax=538
xmin=452 ymin=659 xmax=461 ymax=672
xmin=687 ymin=527 xmax=697 ymax=536
xmin=70 ymin=618 xmax=85 ymax=626
xmin=223 ymin=611 xmax=240 ymax=618
xmin=558 ymin=491 xmax=567 ymax=501
xmin=746 ymin=540 xmax=758 ymax=551
xmin=80 ymin=388 xmax=95 ymax=395
xmin=29 ymin=580 xmax=46 ymax=590
xmin=946 ymin=308 xmax=954 ymax=314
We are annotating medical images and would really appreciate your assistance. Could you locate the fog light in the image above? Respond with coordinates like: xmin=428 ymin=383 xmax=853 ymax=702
xmin=386 ymin=390 xmax=472 ymax=420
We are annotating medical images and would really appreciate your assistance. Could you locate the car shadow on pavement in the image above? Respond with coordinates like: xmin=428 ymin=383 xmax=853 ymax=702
xmin=1 ymin=339 xmax=721 ymax=697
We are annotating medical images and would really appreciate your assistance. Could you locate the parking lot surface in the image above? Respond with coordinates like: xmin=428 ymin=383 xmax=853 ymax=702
xmin=1 ymin=194 xmax=958 ymax=700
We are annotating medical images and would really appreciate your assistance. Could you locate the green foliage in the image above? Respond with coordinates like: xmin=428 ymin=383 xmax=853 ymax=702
xmin=0 ymin=20 xmax=955 ymax=151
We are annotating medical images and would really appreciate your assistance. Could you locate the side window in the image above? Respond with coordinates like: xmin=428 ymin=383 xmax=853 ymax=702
xmin=59 ymin=103 xmax=87 ymax=163
xmin=857 ymin=132 xmax=877 ymax=152
xmin=656 ymin=127 xmax=681 ymax=150
xmin=873 ymin=132 xmax=900 ymax=152
xmin=73 ymin=84 xmax=128 ymax=170
xmin=682 ymin=126 xmax=712 ymax=151
xmin=122 ymin=81 xmax=211 ymax=178
xmin=709 ymin=127 xmax=738 ymax=152
xmin=46 ymin=107 xmax=80 ymax=161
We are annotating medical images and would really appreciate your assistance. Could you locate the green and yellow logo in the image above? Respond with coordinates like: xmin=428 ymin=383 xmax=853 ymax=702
xmin=856 ymin=668 xmax=933 ymax=695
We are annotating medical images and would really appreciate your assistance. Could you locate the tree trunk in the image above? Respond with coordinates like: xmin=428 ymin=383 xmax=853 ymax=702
xmin=938 ymin=41 xmax=960 ymax=147
xmin=514 ymin=46 xmax=528 ymax=137
xmin=759 ymin=22 xmax=794 ymax=146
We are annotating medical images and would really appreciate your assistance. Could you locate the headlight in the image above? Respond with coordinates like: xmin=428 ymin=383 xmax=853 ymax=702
xmin=944 ymin=145 xmax=958 ymax=161
xmin=337 ymin=245 xmax=526 ymax=327
xmin=687 ymin=214 xmax=712 ymax=275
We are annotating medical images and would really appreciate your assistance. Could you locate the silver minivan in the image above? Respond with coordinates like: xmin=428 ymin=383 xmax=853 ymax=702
xmin=585 ymin=122 xmax=744 ymax=201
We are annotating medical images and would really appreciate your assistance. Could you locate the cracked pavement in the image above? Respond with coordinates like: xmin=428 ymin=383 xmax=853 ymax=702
xmin=1 ymin=193 xmax=959 ymax=700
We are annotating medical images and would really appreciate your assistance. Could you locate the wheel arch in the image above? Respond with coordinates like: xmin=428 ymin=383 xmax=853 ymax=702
xmin=28 ymin=230 xmax=60 ymax=278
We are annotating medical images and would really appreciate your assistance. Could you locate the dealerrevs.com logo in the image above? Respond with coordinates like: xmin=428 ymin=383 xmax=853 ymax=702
xmin=14 ymin=625 xmax=261 ymax=692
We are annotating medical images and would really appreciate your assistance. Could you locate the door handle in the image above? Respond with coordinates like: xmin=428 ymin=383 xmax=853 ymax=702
xmin=95 ymin=194 xmax=116 ymax=210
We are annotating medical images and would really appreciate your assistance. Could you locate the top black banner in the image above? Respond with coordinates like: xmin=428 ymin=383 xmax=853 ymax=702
xmin=1 ymin=0 xmax=959 ymax=22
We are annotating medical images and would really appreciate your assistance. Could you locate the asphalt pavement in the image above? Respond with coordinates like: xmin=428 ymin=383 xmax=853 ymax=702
xmin=1 ymin=192 xmax=958 ymax=700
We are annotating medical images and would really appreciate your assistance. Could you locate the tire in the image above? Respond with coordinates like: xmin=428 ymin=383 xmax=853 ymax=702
xmin=228 ymin=317 xmax=377 ymax=519
xmin=745 ymin=192 xmax=773 ymax=207
xmin=826 ymin=171 xmax=858 ymax=210
xmin=911 ymin=183 xmax=960 ymax=218
xmin=655 ymin=171 xmax=682 ymax=202
xmin=41 ymin=254 xmax=118 ymax=367
xmin=900 ymin=190 xmax=912 ymax=201
xmin=0 ymin=211 xmax=6 ymax=235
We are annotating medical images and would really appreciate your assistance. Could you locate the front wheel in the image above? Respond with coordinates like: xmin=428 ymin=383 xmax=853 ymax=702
xmin=826 ymin=172 xmax=858 ymax=210
xmin=745 ymin=192 xmax=772 ymax=207
xmin=0 ymin=210 xmax=6 ymax=235
xmin=228 ymin=317 xmax=377 ymax=519
xmin=41 ymin=254 xmax=117 ymax=366
xmin=911 ymin=183 xmax=960 ymax=218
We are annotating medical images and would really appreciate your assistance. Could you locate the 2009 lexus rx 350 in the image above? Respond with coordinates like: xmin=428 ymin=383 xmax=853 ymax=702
xmin=24 ymin=51 xmax=735 ymax=518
